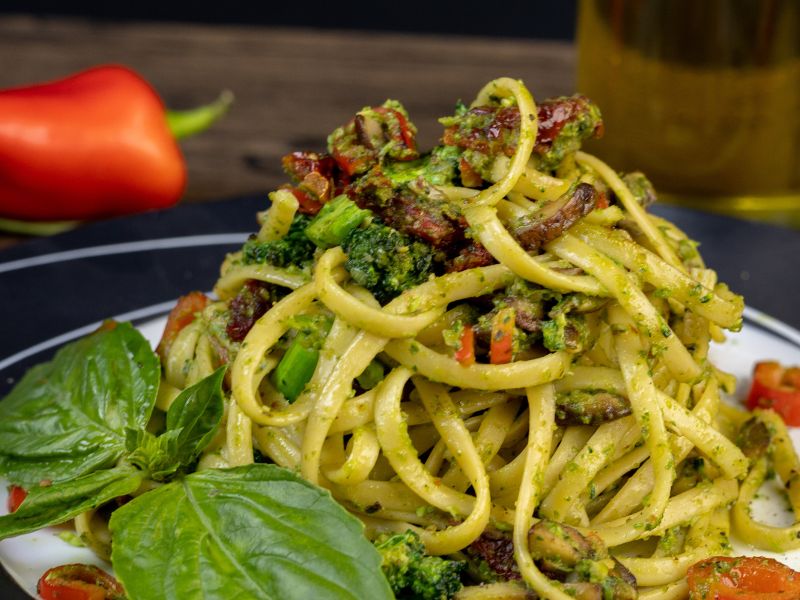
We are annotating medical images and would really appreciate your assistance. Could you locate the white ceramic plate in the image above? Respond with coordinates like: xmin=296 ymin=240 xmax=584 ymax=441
xmin=1 ymin=308 xmax=800 ymax=597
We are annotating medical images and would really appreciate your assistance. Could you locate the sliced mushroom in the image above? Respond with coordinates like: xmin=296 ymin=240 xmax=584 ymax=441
xmin=738 ymin=417 xmax=772 ymax=462
xmin=354 ymin=113 xmax=385 ymax=149
xmin=556 ymin=390 xmax=632 ymax=426
xmin=528 ymin=520 xmax=605 ymax=576
xmin=563 ymin=581 xmax=603 ymax=600
xmin=622 ymin=171 xmax=657 ymax=208
xmin=514 ymin=183 xmax=597 ymax=251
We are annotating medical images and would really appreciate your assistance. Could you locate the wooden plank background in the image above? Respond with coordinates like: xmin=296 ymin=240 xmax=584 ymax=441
xmin=0 ymin=15 xmax=575 ymax=204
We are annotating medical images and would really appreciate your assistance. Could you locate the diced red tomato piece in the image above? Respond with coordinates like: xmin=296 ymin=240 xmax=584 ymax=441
xmin=289 ymin=187 xmax=325 ymax=215
xmin=7 ymin=485 xmax=26 ymax=513
xmin=454 ymin=325 xmax=475 ymax=367
xmin=687 ymin=556 xmax=800 ymax=599
xmin=156 ymin=291 xmax=209 ymax=360
xmin=746 ymin=361 xmax=800 ymax=426
xmin=490 ymin=307 xmax=515 ymax=365
xmin=37 ymin=564 xmax=125 ymax=600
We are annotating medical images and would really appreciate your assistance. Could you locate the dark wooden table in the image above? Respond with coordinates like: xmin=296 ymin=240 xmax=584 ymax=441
xmin=0 ymin=14 xmax=575 ymax=249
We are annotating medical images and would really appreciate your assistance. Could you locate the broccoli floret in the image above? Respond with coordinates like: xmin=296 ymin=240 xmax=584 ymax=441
xmin=375 ymin=530 xmax=465 ymax=600
xmin=408 ymin=556 xmax=465 ymax=600
xmin=342 ymin=222 xmax=433 ymax=304
xmin=242 ymin=214 xmax=315 ymax=268
xmin=382 ymin=145 xmax=461 ymax=187
xmin=376 ymin=531 xmax=424 ymax=590
xmin=305 ymin=194 xmax=371 ymax=249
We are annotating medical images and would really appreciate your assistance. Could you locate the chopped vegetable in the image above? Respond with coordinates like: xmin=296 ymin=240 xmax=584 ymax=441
xmin=328 ymin=100 xmax=419 ymax=176
xmin=241 ymin=213 xmax=316 ymax=268
xmin=156 ymin=291 xmax=209 ymax=359
xmin=342 ymin=221 xmax=434 ymax=303
xmin=281 ymin=151 xmax=342 ymax=214
xmin=746 ymin=361 xmax=800 ymax=426
xmin=272 ymin=341 xmax=320 ymax=403
xmin=489 ymin=307 xmax=515 ymax=364
xmin=37 ymin=563 xmax=125 ymax=600
xmin=271 ymin=315 xmax=333 ymax=402
xmin=380 ymin=145 xmax=461 ymax=188
xmin=533 ymin=95 xmax=604 ymax=171
xmin=305 ymin=194 xmax=371 ymax=248
xmin=225 ymin=280 xmax=280 ymax=343
xmin=375 ymin=530 xmax=465 ymax=600
xmin=687 ymin=556 xmax=800 ymax=599
xmin=454 ymin=324 xmax=476 ymax=366
xmin=6 ymin=485 xmax=26 ymax=513
xmin=440 ymin=95 xmax=603 ymax=172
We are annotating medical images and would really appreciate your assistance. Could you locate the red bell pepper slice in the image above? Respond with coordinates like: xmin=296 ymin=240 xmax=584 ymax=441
xmin=7 ymin=485 xmax=26 ymax=513
xmin=37 ymin=564 xmax=125 ymax=600
xmin=489 ymin=307 xmax=515 ymax=365
xmin=156 ymin=291 xmax=209 ymax=360
xmin=289 ymin=187 xmax=325 ymax=215
xmin=746 ymin=361 xmax=800 ymax=426
xmin=687 ymin=556 xmax=800 ymax=599
xmin=595 ymin=190 xmax=610 ymax=209
xmin=454 ymin=325 xmax=475 ymax=367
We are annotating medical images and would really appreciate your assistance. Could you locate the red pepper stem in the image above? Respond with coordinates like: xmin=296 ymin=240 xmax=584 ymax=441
xmin=165 ymin=89 xmax=234 ymax=140
xmin=0 ymin=217 xmax=79 ymax=236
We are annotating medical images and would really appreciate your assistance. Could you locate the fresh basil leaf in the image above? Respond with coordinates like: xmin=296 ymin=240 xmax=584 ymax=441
xmin=164 ymin=366 xmax=226 ymax=467
xmin=126 ymin=429 xmax=183 ymax=481
xmin=0 ymin=464 xmax=143 ymax=540
xmin=126 ymin=368 xmax=226 ymax=480
xmin=110 ymin=464 xmax=394 ymax=600
xmin=0 ymin=323 xmax=159 ymax=486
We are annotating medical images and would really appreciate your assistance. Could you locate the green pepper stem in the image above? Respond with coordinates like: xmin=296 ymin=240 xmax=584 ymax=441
xmin=0 ymin=217 xmax=80 ymax=236
xmin=166 ymin=90 xmax=234 ymax=140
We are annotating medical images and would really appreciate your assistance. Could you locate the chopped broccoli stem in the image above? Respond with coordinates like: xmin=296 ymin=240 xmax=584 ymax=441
xmin=242 ymin=214 xmax=315 ymax=268
xmin=382 ymin=145 xmax=461 ymax=187
xmin=375 ymin=530 xmax=465 ymax=600
xmin=305 ymin=194 xmax=371 ymax=249
xmin=271 ymin=314 xmax=333 ymax=402
xmin=271 ymin=341 xmax=318 ymax=403
xmin=343 ymin=222 xmax=434 ymax=304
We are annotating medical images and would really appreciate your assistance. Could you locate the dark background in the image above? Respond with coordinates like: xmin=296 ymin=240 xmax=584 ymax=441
xmin=0 ymin=1 xmax=578 ymax=39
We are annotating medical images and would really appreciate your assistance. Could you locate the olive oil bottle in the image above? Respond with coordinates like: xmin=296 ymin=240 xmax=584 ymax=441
xmin=577 ymin=0 xmax=800 ymax=226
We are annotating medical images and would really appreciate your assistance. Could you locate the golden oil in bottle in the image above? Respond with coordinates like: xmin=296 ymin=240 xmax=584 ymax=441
xmin=576 ymin=0 xmax=800 ymax=226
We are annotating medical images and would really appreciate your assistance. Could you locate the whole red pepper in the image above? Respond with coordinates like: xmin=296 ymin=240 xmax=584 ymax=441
xmin=0 ymin=64 xmax=230 ymax=222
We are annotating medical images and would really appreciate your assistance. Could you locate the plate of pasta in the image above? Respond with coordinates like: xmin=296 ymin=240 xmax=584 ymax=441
xmin=1 ymin=77 xmax=800 ymax=600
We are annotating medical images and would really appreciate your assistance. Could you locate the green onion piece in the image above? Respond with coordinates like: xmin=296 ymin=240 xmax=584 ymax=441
xmin=356 ymin=360 xmax=385 ymax=390
xmin=271 ymin=340 xmax=319 ymax=403
xmin=305 ymin=195 xmax=370 ymax=249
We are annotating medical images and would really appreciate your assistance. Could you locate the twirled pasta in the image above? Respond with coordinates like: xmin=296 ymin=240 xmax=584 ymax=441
xmin=152 ymin=77 xmax=800 ymax=600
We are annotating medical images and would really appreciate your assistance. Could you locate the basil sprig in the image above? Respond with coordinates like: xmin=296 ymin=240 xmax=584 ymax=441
xmin=0 ymin=322 xmax=159 ymax=485
xmin=0 ymin=323 xmax=393 ymax=599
